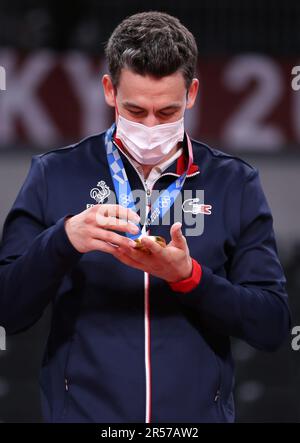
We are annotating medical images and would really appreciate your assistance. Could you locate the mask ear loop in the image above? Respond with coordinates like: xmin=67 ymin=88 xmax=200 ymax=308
xmin=113 ymin=87 xmax=119 ymax=123
xmin=185 ymin=89 xmax=190 ymax=113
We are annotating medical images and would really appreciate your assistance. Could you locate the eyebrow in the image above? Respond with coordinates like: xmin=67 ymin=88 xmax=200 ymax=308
xmin=122 ymin=101 xmax=182 ymax=111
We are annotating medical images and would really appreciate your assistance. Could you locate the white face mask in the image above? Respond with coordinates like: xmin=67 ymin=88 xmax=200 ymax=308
xmin=115 ymin=114 xmax=185 ymax=165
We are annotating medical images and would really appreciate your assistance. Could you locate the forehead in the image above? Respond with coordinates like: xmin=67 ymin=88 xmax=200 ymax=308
xmin=116 ymin=68 xmax=187 ymax=105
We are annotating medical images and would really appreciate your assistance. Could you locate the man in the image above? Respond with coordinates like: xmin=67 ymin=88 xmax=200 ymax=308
xmin=0 ymin=11 xmax=291 ymax=423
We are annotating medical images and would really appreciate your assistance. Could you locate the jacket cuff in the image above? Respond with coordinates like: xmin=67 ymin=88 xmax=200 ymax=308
xmin=51 ymin=214 xmax=83 ymax=261
xmin=168 ymin=258 xmax=202 ymax=293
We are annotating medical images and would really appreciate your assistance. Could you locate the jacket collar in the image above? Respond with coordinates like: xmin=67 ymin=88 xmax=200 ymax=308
xmin=112 ymin=130 xmax=200 ymax=179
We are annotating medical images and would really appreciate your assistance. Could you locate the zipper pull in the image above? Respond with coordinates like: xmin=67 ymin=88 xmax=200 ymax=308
xmin=144 ymin=181 xmax=151 ymax=205
xmin=64 ymin=378 xmax=69 ymax=392
xmin=214 ymin=389 xmax=221 ymax=402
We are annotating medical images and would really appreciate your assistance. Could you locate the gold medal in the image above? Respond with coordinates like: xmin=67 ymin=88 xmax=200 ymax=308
xmin=134 ymin=235 xmax=167 ymax=253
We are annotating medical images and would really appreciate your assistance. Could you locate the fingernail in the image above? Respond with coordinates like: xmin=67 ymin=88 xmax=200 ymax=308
xmin=129 ymin=239 xmax=137 ymax=247
xmin=131 ymin=212 xmax=140 ymax=223
xmin=130 ymin=224 xmax=139 ymax=234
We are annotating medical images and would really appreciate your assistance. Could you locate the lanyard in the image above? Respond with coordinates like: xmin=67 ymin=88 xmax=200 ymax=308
xmin=104 ymin=123 xmax=193 ymax=239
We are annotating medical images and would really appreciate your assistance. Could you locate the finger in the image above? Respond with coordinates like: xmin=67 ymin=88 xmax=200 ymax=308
xmin=113 ymin=247 xmax=146 ymax=270
xmin=114 ymin=243 xmax=156 ymax=266
xmin=92 ymin=229 xmax=137 ymax=249
xmin=98 ymin=204 xmax=140 ymax=224
xmin=140 ymin=237 xmax=163 ymax=255
xmin=88 ymin=238 xmax=120 ymax=255
xmin=170 ymin=222 xmax=187 ymax=250
xmin=95 ymin=213 xmax=140 ymax=235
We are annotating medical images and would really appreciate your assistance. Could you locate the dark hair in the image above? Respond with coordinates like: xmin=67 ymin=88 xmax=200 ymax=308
xmin=104 ymin=11 xmax=198 ymax=90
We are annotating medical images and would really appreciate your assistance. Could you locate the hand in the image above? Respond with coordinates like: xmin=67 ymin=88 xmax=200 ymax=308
xmin=112 ymin=222 xmax=193 ymax=283
xmin=64 ymin=204 xmax=140 ymax=254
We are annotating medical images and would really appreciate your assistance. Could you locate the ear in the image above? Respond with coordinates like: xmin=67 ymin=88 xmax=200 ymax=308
xmin=186 ymin=78 xmax=199 ymax=109
xmin=102 ymin=74 xmax=116 ymax=107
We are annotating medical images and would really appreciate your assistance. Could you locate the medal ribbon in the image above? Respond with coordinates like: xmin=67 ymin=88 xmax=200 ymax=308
xmin=104 ymin=123 xmax=193 ymax=239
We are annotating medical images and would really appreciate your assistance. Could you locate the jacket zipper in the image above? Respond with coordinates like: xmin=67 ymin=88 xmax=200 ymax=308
xmin=111 ymin=140 xmax=199 ymax=423
xmin=112 ymin=140 xmax=152 ymax=423
xmin=144 ymin=179 xmax=152 ymax=423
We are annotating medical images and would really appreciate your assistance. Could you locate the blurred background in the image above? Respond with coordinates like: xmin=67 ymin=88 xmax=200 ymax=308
xmin=0 ymin=0 xmax=300 ymax=422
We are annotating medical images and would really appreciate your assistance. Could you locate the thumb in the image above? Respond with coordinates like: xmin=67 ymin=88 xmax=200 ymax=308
xmin=170 ymin=222 xmax=186 ymax=249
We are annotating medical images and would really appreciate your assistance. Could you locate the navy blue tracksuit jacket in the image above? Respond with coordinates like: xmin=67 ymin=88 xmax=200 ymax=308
xmin=0 ymin=128 xmax=291 ymax=422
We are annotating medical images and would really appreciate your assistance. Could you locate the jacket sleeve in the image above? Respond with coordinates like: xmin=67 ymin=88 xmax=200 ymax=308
xmin=171 ymin=168 xmax=291 ymax=352
xmin=0 ymin=155 xmax=83 ymax=334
